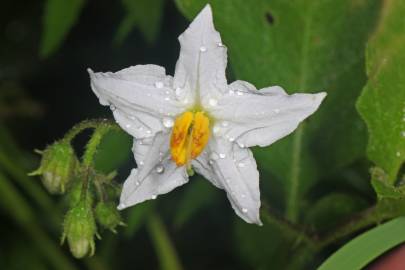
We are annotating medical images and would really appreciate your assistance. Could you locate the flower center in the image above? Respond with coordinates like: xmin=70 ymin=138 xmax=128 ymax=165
xmin=170 ymin=111 xmax=210 ymax=166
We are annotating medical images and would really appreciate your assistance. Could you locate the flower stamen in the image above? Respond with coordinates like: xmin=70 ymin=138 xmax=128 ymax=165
xmin=170 ymin=111 xmax=210 ymax=166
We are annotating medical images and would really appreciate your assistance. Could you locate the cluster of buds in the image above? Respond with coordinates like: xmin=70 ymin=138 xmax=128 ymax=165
xmin=29 ymin=123 xmax=125 ymax=259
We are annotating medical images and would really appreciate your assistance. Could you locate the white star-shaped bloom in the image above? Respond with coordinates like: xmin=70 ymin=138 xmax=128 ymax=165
xmin=88 ymin=4 xmax=326 ymax=225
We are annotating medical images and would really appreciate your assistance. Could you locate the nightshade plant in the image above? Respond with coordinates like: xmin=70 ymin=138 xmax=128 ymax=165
xmin=89 ymin=5 xmax=325 ymax=225
xmin=3 ymin=0 xmax=401 ymax=269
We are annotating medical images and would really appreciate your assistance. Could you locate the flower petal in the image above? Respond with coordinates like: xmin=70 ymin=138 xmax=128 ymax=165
xmin=211 ymin=80 xmax=326 ymax=147
xmin=173 ymin=4 xmax=228 ymax=107
xmin=118 ymin=132 xmax=188 ymax=209
xmin=193 ymin=138 xmax=261 ymax=224
xmin=89 ymin=65 xmax=185 ymax=139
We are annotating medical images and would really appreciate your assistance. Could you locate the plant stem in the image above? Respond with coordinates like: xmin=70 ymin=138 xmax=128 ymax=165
xmin=63 ymin=119 xmax=119 ymax=142
xmin=263 ymin=198 xmax=405 ymax=252
xmin=146 ymin=212 xmax=183 ymax=270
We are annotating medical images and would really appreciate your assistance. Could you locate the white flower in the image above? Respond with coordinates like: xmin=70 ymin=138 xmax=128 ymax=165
xmin=88 ymin=4 xmax=326 ymax=225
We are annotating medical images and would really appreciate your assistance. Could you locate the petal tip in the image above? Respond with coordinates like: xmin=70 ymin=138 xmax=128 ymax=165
xmin=117 ymin=203 xmax=127 ymax=210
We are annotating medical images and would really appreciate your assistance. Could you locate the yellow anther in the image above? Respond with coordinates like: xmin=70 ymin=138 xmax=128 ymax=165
xmin=170 ymin=111 xmax=210 ymax=166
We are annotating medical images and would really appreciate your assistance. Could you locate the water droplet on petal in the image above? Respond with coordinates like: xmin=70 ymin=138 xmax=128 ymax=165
xmin=146 ymin=130 xmax=152 ymax=134
xmin=217 ymin=42 xmax=224 ymax=47
xmin=154 ymin=81 xmax=164 ymax=88
xmin=125 ymin=124 xmax=131 ymax=128
xmin=219 ymin=153 xmax=226 ymax=159
xmin=117 ymin=203 xmax=126 ymax=210
xmin=242 ymin=208 xmax=248 ymax=213
xmin=236 ymin=91 xmax=244 ymax=96
xmin=155 ymin=164 xmax=165 ymax=174
xmin=151 ymin=195 xmax=157 ymax=200
xmin=209 ymin=98 xmax=218 ymax=106
xmin=139 ymin=161 xmax=144 ymax=166
xmin=175 ymin=87 xmax=183 ymax=97
xmin=200 ymin=46 xmax=207 ymax=52
xmin=238 ymin=142 xmax=245 ymax=148
xmin=229 ymin=137 xmax=235 ymax=142
xmin=162 ymin=117 xmax=174 ymax=128
xmin=213 ymin=125 xmax=221 ymax=135
xmin=109 ymin=104 xmax=116 ymax=111
xmin=210 ymin=152 xmax=219 ymax=161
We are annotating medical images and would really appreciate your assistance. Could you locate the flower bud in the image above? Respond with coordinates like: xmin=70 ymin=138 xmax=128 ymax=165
xmin=95 ymin=201 xmax=124 ymax=233
xmin=30 ymin=141 xmax=78 ymax=194
xmin=62 ymin=200 xmax=97 ymax=258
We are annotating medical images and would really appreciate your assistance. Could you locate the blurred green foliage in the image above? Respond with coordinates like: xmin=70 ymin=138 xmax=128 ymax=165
xmin=1 ymin=0 xmax=405 ymax=269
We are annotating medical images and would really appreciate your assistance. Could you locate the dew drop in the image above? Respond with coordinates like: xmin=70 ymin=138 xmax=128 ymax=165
xmin=117 ymin=203 xmax=126 ymax=210
xmin=213 ymin=125 xmax=221 ymax=135
xmin=209 ymin=98 xmax=218 ymax=106
xmin=229 ymin=137 xmax=235 ymax=142
xmin=146 ymin=130 xmax=152 ymax=134
xmin=200 ymin=46 xmax=207 ymax=52
xmin=162 ymin=117 xmax=174 ymax=128
xmin=219 ymin=153 xmax=226 ymax=159
xmin=151 ymin=195 xmax=157 ymax=200
xmin=175 ymin=87 xmax=183 ymax=97
xmin=135 ymin=181 xmax=140 ymax=186
xmin=228 ymin=89 xmax=235 ymax=95
xmin=155 ymin=164 xmax=165 ymax=174
xmin=139 ymin=160 xmax=144 ymax=166
xmin=217 ymin=42 xmax=224 ymax=47
xmin=238 ymin=142 xmax=245 ymax=148
xmin=242 ymin=208 xmax=248 ymax=213
xmin=154 ymin=81 xmax=164 ymax=88
xmin=208 ymin=160 xmax=214 ymax=165
xmin=109 ymin=104 xmax=116 ymax=111
xmin=210 ymin=152 xmax=219 ymax=161
xmin=236 ymin=91 xmax=244 ymax=96
xmin=221 ymin=121 xmax=229 ymax=127
xmin=125 ymin=123 xmax=131 ymax=128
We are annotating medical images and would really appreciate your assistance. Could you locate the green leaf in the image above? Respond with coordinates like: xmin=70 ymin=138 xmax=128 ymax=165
xmin=40 ymin=0 xmax=85 ymax=57
xmin=357 ymin=0 xmax=405 ymax=184
xmin=174 ymin=176 xmax=218 ymax=228
xmin=115 ymin=0 xmax=165 ymax=45
xmin=93 ymin=130 xmax=132 ymax=173
xmin=175 ymin=0 xmax=380 ymax=221
xmin=318 ymin=217 xmax=405 ymax=270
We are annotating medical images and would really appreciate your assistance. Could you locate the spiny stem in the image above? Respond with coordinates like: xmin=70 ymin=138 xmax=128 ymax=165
xmin=263 ymin=199 xmax=405 ymax=252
